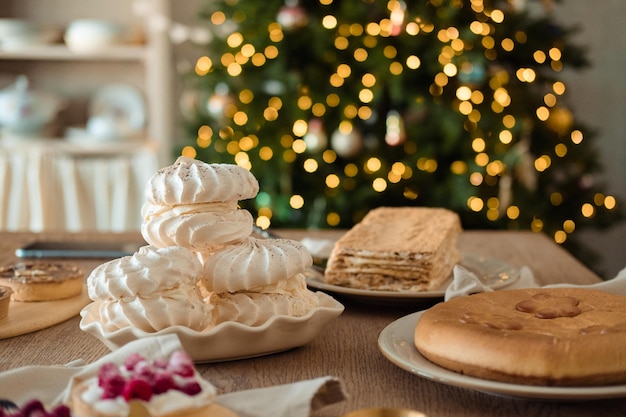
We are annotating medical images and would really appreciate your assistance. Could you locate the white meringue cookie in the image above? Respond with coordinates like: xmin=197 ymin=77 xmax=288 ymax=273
xmin=209 ymin=275 xmax=320 ymax=326
xmin=201 ymin=237 xmax=313 ymax=293
xmin=94 ymin=285 xmax=212 ymax=332
xmin=141 ymin=201 xmax=237 ymax=219
xmin=87 ymin=245 xmax=202 ymax=300
xmin=145 ymin=156 xmax=259 ymax=205
xmin=141 ymin=208 xmax=253 ymax=251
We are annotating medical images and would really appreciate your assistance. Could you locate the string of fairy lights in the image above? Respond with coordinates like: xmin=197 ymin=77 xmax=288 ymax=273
xmin=135 ymin=0 xmax=619 ymax=244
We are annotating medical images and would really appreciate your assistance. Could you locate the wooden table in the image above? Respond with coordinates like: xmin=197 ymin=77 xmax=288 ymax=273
xmin=1 ymin=230 xmax=624 ymax=417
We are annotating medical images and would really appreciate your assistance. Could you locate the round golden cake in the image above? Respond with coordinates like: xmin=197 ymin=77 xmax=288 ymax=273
xmin=414 ymin=287 xmax=626 ymax=386
xmin=0 ymin=285 xmax=12 ymax=319
xmin=0 ymin=262 xmax=84 ymax=301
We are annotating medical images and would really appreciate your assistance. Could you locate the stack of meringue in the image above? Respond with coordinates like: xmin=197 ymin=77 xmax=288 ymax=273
xmin=86 ymin=156 xmax=321 ymax=332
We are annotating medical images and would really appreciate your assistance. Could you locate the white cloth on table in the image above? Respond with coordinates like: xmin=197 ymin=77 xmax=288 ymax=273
xmin=445 ymin=263 xmax=626 ymax=300
xmin=0 ymin=334 xmax=347 ymax=417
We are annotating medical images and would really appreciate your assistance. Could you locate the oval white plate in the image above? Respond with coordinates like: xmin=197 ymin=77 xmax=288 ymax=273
xmin=378 ymin=311 xmax=626 ymax=400
xmin=80 ymin=292 xmax=344 ymax=362
xmin=305 ymin=253 xmax=520 ymax=305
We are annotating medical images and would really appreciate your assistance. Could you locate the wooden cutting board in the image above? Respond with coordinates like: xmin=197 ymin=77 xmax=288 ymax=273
xmin=0 ymin=287 xmax=90 ymax=339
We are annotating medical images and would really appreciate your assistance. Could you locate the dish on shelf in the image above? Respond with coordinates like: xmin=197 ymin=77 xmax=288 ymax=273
xmin=64 ymin=19 xmax=123 ymax=53
xmin=79 ymin=291 xmax=344 ymax=362
xmin=378 ymin=311 xmax=626 ymax=400
xmin=86 ymin=83 xmax=146 ymax=141
xmin=304 ymin=253 xmax=520 ymax=305
xmin=0 ymin=19 xmax=61 ymax=50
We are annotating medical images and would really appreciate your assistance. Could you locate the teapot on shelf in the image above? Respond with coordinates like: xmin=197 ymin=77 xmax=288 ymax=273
xmin=0 ymin=75 xmax=63 ymax=137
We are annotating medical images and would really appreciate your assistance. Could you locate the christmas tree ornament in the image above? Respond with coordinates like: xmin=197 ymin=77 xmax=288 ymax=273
xmin=206 ymin=84 xmax=234 ymax=120
xmin=331 ymin=125 xmax=363 ymax=158
xmin=262 ymin=80 xmax=286 ymax=96
xmin=384 ymin=110 xmax=406 ymax=146
xmin=546 ymin=107 xmax=574 ymax=136
xmin=303 ymin=118 xmax=328 ymax=152
xmin=458 ymin=61 xmax=487 ymax=85
xmin=276 ymin=0 xmax=308 ymax=31
xmin=389 ymin=0 xmax=407 ymax=36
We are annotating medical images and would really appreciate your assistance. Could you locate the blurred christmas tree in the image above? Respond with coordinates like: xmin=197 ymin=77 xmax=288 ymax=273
xmin=178 ymin=0 xmax=622 ymax=267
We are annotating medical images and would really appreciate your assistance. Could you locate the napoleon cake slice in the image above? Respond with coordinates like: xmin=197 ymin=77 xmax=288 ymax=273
xmin=324 ymin=207 xmax=462 ymax=292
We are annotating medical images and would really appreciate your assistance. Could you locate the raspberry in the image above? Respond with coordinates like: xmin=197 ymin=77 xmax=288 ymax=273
xmin=152 ymin=358 xmax=168 ymax=369
xmin=176 ymin=379 xmax=202 ymax=396
xmin=49 ymin=405 xmax=72 ymax=417
xmin=20 ymin=400 xmax=45 ymax=416
xmin=167 ymin=351 xmax=194 ymax=377
xmin=98 ymin=363 xmax=126 ymax=399
xmin=153 ymin=372 xmax=176 ymax=394
xmin=136 ymin=363 xmax=157 ymax=381
xmin=122 ymin=378 xmax=153 ymax=401
xmin=123 ymin=352 xmax=145 ymax=371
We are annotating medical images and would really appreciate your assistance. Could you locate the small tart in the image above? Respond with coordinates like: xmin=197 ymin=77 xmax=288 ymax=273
xmin=68 ymin=351 xmax=230 ymax=417
xmin=0 ymin=262 xmax=84 ymax=301
xmin=0 ymin=285 xmax=12 ymax=320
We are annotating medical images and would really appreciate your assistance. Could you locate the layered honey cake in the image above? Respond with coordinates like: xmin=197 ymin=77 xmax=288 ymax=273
xmin=324 ymin=207 xmax=462 ymax=292
xmin=414 ymin=287 xmax=626 ymax=386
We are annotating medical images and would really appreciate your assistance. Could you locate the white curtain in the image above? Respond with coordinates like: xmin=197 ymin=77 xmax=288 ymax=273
xmin=0 ymin=142 xmax=159 ymax=232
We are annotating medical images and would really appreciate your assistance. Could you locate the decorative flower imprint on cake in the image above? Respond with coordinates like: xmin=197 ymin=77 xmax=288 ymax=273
xmin=460 ymin=312 xmax=524 ymax=330
xmin=515 ymin=293 xmax=581 ymax=319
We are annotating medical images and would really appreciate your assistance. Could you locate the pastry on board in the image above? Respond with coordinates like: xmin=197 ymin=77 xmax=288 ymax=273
xmin=0 ymin=262 xmax=83 ymax=302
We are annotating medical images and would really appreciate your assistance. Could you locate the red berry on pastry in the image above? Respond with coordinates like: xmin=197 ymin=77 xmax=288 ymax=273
xmin=122 ymin=378 xmax=153 ymax=401
xmin=123 ymin=352 xmax=145 ymax=371
xmin=167 ymin=351 xmax=195 ymax=377
xmin=97 ymin=362 xmax=125 ymax=399
xmin=153 ymin=373 xmax=176 ymax=394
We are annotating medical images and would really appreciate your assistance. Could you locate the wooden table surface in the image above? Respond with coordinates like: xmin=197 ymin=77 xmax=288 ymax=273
xmin=1 ymin=230 xmax=625 ymax=417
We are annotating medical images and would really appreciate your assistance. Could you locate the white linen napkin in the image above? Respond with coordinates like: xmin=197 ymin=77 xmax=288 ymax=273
xmin=300 ymin=237 xmax=335 ymax=260
xmin=445 ymin=264 xmax=626 ymax=301
xmin=0 ymin=334 xmax=346 ymax=416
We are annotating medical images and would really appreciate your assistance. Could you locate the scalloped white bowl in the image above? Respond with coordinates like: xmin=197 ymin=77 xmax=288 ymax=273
xmin=80 ymin=292 xmax=344 ymax=362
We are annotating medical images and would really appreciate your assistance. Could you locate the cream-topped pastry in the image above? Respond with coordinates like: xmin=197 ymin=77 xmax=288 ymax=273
xmin=145 ymin=156 xmax=259 ymax=205
xmin=87 ymin=246 xmax=212 ymax=332
xmin=209 ymin=275 xmax=320 ymax=326
xmin=201 ymin=236 xmax=313 ymax=293
xmin=68 ymin=351 xmax=233 ymax=417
